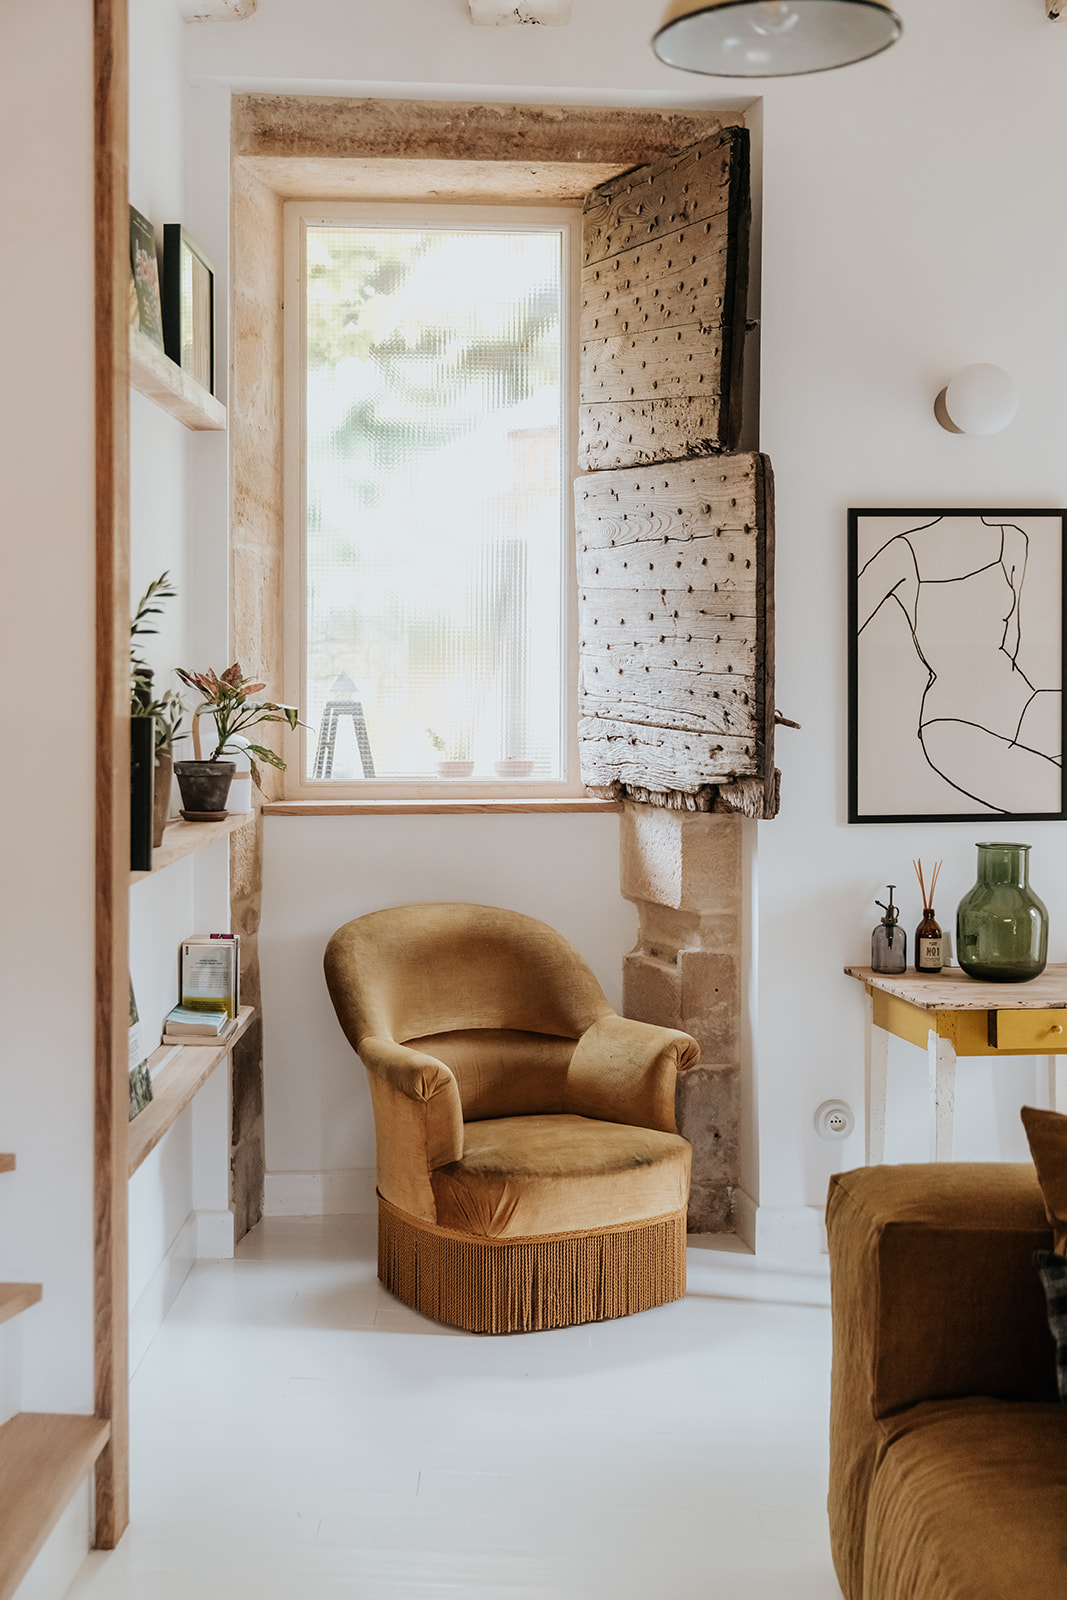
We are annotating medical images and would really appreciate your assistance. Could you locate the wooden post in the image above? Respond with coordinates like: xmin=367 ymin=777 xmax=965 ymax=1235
xmin=93 ymin=0 xmax=130 ymax=1549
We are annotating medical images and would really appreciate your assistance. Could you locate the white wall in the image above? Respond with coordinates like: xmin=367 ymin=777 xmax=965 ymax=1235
xmin=259 ymin=814 xmax=635 ymax=1211
xmin=0 ymin=0 xmax=96 ymax=1417
xmin=189 ymin=0 xmax=1067 ymax=1245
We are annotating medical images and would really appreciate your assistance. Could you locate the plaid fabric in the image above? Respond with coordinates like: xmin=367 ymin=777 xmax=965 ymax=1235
xmin=1035 ymin=1251 xmax=1067 ymax=1404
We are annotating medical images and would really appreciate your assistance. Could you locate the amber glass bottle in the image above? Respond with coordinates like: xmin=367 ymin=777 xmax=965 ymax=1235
xmin=915 ymin=907 xmax=944 ymax=973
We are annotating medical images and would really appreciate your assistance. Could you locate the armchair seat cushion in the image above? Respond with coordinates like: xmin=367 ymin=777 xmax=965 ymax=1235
xmin=430 ymin=1113 xmax=691 ymax=1238
xmin=863 ymin=1398 xmax=1067 ymax=1600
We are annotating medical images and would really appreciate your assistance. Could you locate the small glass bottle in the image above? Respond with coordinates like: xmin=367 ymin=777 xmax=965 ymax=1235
xmin=872 ymin=886 xmax=907 ymax=974
xmin=915 ymin=906 xmax=944 ymax=973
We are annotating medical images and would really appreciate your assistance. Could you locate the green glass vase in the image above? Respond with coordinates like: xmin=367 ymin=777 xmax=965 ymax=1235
xmin=956 ymin=842 xmax=1048 ymax=982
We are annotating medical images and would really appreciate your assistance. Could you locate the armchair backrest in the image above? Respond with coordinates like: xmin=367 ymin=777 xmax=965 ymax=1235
xmin=324 ymin=901 xmax=614 ymax=1054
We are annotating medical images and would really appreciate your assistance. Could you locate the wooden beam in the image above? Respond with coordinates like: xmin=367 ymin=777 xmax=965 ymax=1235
xmin=93 ymin=0 xmax=130 ymax=1551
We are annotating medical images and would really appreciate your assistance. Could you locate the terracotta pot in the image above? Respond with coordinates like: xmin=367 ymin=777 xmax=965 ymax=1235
xmin=493 ymin=759 xmax=534 ymax=779
xmin=435 ymin=759 xmax=475 ymax=779
xmin=174 ymin=760 xmax=235 ymax=819
xmin=152 ymin=746 xmax=174 ymax=847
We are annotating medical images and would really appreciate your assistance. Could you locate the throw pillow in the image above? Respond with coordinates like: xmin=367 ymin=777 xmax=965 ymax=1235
xmin=1021 ymin=1104 xmax=1067 ymax=1254
xmin=1021 ymin=1104 xmax=1067 ymax=1405
xmin=1034 ymin=1251 xmax=1067 ymax=1403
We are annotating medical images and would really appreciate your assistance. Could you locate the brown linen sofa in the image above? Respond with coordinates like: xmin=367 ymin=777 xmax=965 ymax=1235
xmin=324 ymin=902 xmax=699 ymax=1334
xmin=826 ymin=1162 xmax=1066 ymax=1600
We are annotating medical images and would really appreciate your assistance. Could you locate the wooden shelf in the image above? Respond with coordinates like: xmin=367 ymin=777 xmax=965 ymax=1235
xmin=129 ymin=327 xmax=226 ymax=431
xmin=128 ymin=1005 xmax=255 ymax=1177
xmin=0 ymin=1412 xmax=110 ymax=1600
xmin=0 ymin=1286 xmax=41 ymax=1329
xmin=0 ymin=1156 xmax=12 ymax=1175
xmin=130 ymin=811 xmax=254 ymax=884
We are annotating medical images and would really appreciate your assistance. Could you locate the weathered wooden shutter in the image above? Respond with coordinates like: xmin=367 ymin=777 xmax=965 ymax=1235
xmin=576 ymin=127 xmax=777 ymax=816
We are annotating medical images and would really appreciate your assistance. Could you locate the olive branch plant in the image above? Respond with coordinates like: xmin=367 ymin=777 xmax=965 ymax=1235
xmin=131 ymin=572 xmax=184 ymax=754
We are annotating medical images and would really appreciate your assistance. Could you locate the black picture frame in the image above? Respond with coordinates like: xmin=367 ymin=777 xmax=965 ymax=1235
xmin=162 ymin=224 xmax=215 ymax=395
xmin=848 ymin=508 xmax=1067 ymax=824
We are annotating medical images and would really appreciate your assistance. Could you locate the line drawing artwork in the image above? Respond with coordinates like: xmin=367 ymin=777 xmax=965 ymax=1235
xmin=851 ymin=511 xmax=1065 ymax=821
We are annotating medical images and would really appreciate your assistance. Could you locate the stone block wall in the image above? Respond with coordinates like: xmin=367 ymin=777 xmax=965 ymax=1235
xmin=621 ymin=804 xmax=743 ymax=1231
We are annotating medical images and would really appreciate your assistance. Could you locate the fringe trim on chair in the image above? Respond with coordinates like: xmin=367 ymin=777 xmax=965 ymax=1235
xmin=377 ymin=1193 xmax=688 ymax=1334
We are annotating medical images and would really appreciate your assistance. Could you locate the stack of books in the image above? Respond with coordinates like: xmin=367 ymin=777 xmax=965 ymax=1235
xmin=162 ymin=1006 xmax=236 ymax=1046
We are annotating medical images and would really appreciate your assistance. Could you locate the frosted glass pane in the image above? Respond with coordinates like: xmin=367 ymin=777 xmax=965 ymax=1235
xmin=304 ymin=225 xmax=566 ymax=782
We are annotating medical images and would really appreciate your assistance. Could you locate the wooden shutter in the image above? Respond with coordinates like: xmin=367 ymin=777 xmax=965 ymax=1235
xmin=576 ymin=127 xmax=777 ymax=816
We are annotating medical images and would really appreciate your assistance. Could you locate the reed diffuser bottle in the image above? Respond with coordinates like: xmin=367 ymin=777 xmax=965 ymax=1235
xmin=913 ymin=858 xmax=944 ymax=974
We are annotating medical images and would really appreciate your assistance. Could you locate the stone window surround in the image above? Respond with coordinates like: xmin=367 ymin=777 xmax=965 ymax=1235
xmin=228 ymin=95 xmax=751 ymax=1237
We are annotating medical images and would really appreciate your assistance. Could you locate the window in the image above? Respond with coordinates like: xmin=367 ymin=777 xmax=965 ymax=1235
xmin=283 ymin=202 xmax=579 ymax=794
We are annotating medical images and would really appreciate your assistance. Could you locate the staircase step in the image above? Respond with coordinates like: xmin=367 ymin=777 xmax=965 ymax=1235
xmin=0 ymin=1412 xmax=110 ymax=1600
xmin=0 ymin=1285 xmax=41 ymax=1328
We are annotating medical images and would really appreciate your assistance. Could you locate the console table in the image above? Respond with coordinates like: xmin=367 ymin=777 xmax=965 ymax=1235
xmin=844 ymin=964 xmax=1067 ymax=1162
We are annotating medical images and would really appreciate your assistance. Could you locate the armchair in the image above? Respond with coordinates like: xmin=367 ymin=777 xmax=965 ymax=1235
xmin=324 ymin=902 xmax=699 ymax=1333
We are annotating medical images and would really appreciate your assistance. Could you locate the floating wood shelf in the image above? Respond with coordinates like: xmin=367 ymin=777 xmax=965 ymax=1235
xmin=0 ymin=1156 xmax=13 ymax=1175
xmin=127 ymin=1005 xmax=255 ymax=1177
xmin=0 ymin=1412 xmax=110 ymax=1600
xmin=130 ymin=811 xmax=254 ymax=884
xmin=0 ymin=1285 xmax=41 ymax=1329
xmin=129 ymin=327 xmax=226 ymax=431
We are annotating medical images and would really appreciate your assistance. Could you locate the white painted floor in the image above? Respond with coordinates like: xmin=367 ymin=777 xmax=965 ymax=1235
xmin=68 ymin=1218 xmax=842 ymax=1600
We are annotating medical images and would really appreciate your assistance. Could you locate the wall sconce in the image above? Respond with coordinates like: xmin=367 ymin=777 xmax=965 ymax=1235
xmin=651 ymin=0 xmax=902 ymax=77
xmin=934 ymin=365 xmax=1019 ymax=436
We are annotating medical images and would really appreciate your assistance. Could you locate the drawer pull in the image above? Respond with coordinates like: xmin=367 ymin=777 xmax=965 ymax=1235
xmin=1052 ymin=1025 xmax=1063 ymax=1035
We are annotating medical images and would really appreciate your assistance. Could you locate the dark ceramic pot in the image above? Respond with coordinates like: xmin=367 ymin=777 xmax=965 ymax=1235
xmin=174 ymin=760 xmax=235 ymax=819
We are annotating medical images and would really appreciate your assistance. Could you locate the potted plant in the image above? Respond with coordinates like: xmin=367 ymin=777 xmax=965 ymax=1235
xmin=131 ymin=573 xmax=185 ymax=848
xmin=426 ymin=726 xmax=474 ymax=779
xmin=174 ymin=663 xmax=302 ymax=818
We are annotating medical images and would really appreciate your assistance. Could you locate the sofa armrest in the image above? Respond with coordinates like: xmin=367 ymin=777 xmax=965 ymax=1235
xmin=563 ymin=1013 xmax=699 ymax=1134
xmin=357 ymin=1037 xmax=464 ymax=1222
xmin=826 ymin=1162 xmax=1054 ymax=1600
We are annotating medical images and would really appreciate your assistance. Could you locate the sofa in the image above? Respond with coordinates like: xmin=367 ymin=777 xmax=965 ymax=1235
xmin=826 ymin=1162 xmax=1066 ymax=1600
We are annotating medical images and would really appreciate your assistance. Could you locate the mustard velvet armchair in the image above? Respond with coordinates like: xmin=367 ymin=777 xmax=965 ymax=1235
xmin=324 ymin=902 xmax=699 ymax=1334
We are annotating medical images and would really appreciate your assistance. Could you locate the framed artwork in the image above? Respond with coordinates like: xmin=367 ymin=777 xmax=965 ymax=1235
xmin=129 ymin=205 xmax=164 ymax=347
xmin=848 ymin=508 xmax=1066 ymax=823
xmin=162 ymin=225 xmax=215 ymax=394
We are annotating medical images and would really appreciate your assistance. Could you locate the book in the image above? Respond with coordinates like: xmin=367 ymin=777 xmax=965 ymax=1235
xmin=128 ymin=980 xmax=153 ymax=1120
xmin=129 ymin=205 xmax=164 ymax=348
xmin=163 ymin=1005 xmax=231 ymax=1038
xmin=179 ymin=934 xmax=240 ymax=1019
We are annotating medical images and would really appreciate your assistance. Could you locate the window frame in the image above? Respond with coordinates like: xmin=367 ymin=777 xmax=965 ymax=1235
xmin=281 ymin=198 xmax=583 ymax=800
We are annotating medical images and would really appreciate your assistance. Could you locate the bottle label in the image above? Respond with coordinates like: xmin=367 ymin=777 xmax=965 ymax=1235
xmin=918 ymin=936 xmax=943 ymax=969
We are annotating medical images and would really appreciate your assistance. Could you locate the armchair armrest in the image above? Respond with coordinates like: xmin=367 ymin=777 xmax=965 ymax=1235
xmin=563 ymin=1013 xmax=699 ymax=1134
xmin=826 ymin=1162 xmax=1054 ymax=1600
xmin=357 ymin=1037 xmax=464 ymax=1221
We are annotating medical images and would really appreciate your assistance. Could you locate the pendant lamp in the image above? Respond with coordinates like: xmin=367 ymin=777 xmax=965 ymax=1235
xmin=652 ymin=0 xmax=902 ymax=77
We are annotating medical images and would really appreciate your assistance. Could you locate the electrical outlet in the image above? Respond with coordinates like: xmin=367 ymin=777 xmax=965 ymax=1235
xmin=814 ymin=1100 xmax=855 ymax=1141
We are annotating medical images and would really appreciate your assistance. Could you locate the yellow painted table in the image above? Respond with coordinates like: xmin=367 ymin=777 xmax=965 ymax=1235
xmin=844 ymin=964 xmax=1067 ymax=1161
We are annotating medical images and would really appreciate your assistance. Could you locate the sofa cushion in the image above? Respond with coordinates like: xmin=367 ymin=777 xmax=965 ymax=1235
xmin=1021 ymin=1104 xmax=1067 ymax=1254
xmin=863 ymin=1397 xmax=1067 ymax=1600
xmin=430 ymin=1113 xmax=690 ymax=1237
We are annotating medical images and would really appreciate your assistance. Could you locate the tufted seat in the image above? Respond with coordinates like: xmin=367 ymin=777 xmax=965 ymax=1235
xmin=324 ymin=902 xmax=699 ymax=1333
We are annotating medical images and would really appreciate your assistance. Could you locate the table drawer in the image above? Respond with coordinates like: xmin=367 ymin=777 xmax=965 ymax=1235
xmin=992 ymin=1008 xmax=1067 ymax=1051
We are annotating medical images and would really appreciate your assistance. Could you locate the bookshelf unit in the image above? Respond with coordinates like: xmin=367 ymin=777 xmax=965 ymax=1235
xmin=127 ymin=1005 xmax=255 ymax=1177
xmin=129 ymin=327 xmax=225 ymax=431
xmin=130 ymin=812 xmax=254 ymax=884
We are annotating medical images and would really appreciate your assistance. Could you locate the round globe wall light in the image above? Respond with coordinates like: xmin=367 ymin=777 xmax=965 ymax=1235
xmin=934 ymin=365 xmax=1019 ymax=436
xmin=651 ymin=0 xmax=902 ymax=77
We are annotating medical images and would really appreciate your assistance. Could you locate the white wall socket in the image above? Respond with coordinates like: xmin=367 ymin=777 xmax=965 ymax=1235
xmin=814 ymin=1100 xmax=855 ymax=1141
